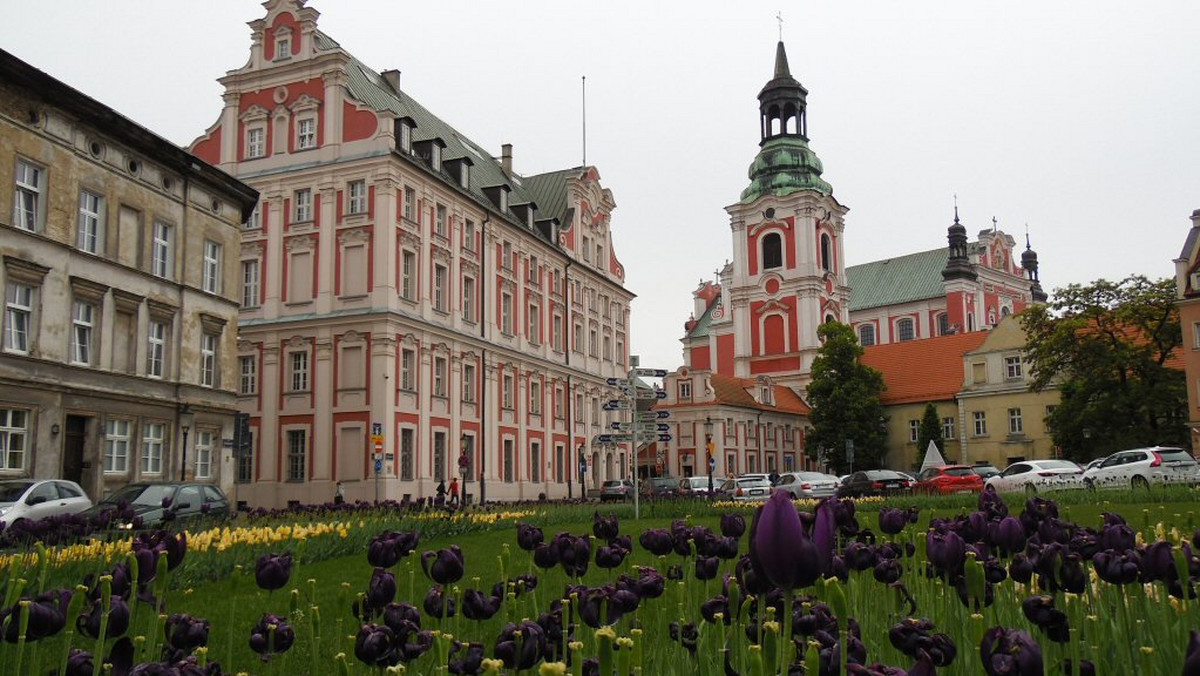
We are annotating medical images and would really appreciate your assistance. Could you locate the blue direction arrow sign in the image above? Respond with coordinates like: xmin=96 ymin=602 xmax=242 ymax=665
xmin=635 ymin=390 xmax=668 ymax=400
xmin=605 ymin=377 xmax=629 ymax=387
xmin=658 ymin=434 xmax=672 ymax=442
xmin=595 ymin=433 xmax=637 ymax=444
xmin=635 ymin=410 xmax=671 ymax=420
xmin=603 ymin=400 xmax=633 ymax=411
xmin=632 ymin=368 xmax=669 ymax=378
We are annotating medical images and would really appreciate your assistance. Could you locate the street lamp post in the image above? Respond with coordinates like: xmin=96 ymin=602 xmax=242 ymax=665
xmin=178 ymin=404 xmax=193 ymax=483
xmin=704 ymin=416 xmax=715 ymax=500
xmin=459 ymin=433 xmax=470 ymax=506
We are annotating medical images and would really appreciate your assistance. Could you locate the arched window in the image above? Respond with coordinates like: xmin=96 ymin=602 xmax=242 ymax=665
xmin=825 ymin=314 xmax=836 ymax=324
xmin=1001 ymin=306 xmax=1011 ymax=317
xmin=896 ymin=318 xmax=915 ymax=342
xmin=858 ymin=324 xmax=876 ymax=346
xmin=937 ymin=313 xmax=950 ymax=336
xmin=762 ymin=233 xmax=782 ymax=270
xmin=820 ymin=233 xmax=833 ymax=272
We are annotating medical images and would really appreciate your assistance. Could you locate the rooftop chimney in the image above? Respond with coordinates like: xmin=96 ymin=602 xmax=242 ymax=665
xmin=380 ymin=69 xmax=401 ymax=92
xmin=501 ymin=143 xmax=512 ymax=175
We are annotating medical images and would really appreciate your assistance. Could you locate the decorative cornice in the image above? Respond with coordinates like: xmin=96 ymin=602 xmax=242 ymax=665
xmin=337 ymin=228 xmax=371 ymax=246
xmin=285 ymin=234 xmax=317 ymax=252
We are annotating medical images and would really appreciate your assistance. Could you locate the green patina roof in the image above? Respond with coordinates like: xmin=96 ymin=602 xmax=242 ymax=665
xmin=740 ymin=136 xmax=832 ymax=203
xmin=847 ymin=247 xmax=948 ymax=311
xmin=522 ymin=168 xmax=578 ymax=226
xmin=686 ymin=301 xmax=716 ymax=339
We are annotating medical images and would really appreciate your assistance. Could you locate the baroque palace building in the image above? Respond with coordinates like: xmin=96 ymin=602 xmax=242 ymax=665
xmin=0 ymin=49 xmax=259 ymax=499
xmin=657 ymin=40 xmax=1052 ymax=478
xmin=190 ymin=0 xmax=634 ymax=507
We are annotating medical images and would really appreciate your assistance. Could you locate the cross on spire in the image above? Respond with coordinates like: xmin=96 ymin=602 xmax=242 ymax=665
xmin=777 ymin=11 xmax=784 ymax=41
xmin=992 ymin=216 xmax=998 ymax=233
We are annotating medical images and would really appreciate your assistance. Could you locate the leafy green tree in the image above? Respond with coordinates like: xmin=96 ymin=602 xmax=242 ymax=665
xmin=1020 ymin=275 xmax=1188 ymax=460
xmin=917 ymin=402 xmax=946 ymax=464
xmin=805 ymin=322 xmax=888 ymax=473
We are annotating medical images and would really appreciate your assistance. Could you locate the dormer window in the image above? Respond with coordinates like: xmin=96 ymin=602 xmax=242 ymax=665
xmin=483 ymin=185 xmax=511 ymax=213
xmin=446 ymin=157 xmax=473 ymax=189
xmin=430 ymin=144 xmax=441 ymax=171
xmin=761 ymin=386 xmax=773 ymax=406
xmin=395 ymin=117 xmax=416 ymax=154
xmin=413 ymin=138 xmax=446 ymax=172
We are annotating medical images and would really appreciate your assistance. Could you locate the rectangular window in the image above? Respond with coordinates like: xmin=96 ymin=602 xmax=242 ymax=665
xmin=503 ymin=439 xmax=514 ymax=483
xmin=290 ymin=350 xmax=309 ymax=391
xmin=401 ymin=250 xmax=416 ymax=300
xmin=530 ymin=441 xmax=541 ymax=482
xmin=200 ymin=333 xmax=217 ymax=387
xmin=603 ymin=334 xmax=612 ymax=361
xmin=575 ymin=393 xmax=584 ymax=422
xmin=679 ymin=381 xmax=692 ymax=400
xmin=908 ymin=420 xmax=920 ymax=443
xmin=141 ymin=422 xmax=164 ymax=474
xmin=973 ymin=411 xmax=987 ymax=437
xmin=433 ymin=264 xmax=448 ymax=312
xmin=433 ymin=357 xmax=447 ymax=397
xmin=13 ymin=159 xmax=43 ymax=232
xmin=236 ymin=428 xmax=253 ymax=483
xmin=247 ymin=127 xmax=265 ymax=158
xmin=529 ymin=256 xmax=539 ymax=285
xmin=348 ymin=180 xmax=367 ymax=214
xmin=616 ymin=338 xmax=625 ymax=366
xmin=528 ymin=305 xmax=540 ymax=343
xmin=294 ymin=189 xmax=312 ymax=222
xmin=433 ymin=432 xmax=446 ymax=482
xmin=244 ymin=203 xmax=262 ymax=231
xmin=1005 ymin=356 xmax=1023 ymax=379
xmin=595 ymin=243 xmax=604 ymax=268
xmin=589 ymin=327 xmax=599 ymax=357
xmin=552 ymin=315 xmax=563 ymax=351
xmin=71 ymin=301 xmax=94 ymax=365
xmin=400 ymin=428 xmax=414 ymax=481
xmin=287 ymin=429 xmax=307 ymax=480
xmin=241 ymin=259 xmax=260 ymax=308
xmin=502 ymin=241 xmax=513 ymax=270
xmin=78 ymin=190 xmax=104 ymax=254
xmin=530 ymin=379 xmax=542 ymax=415
xmin=0 ymin=409 xmax=29 ymax=471
xmin=462 ymin=363 xmax=476 ymax=403
xmin=435 ymin=204 xmax=447 ymax=236
xmin=401 ymin=348 xmax=416 ymax=391
xmin=972 ymin=362 xmax=987 ymax=384
xmin=464 ymin=219 xmax=476 ymax=251
xmin=582 ymin=236 xmax=591 ymax=263
xmin=942 ymin=416 xmax=956 ymax=440
xmin=1194 ymin=322 xmax=1200 ymax=349
xmin=462 ymin=277 xmax=475 ymax=322
xmin=297 ymin=118 xmax=316 ymax=150
xmin=146 ymin=320 xmax=166 ymax=378
xmin=1008 ymin=408 xmax=1024 ymax=434
xmin=501 ymin=293 xmax=513 ymax=334
xmin=572 ymin=323 xmax=582 ymax=353
xmin=203 ymin=240 xmax=222 ymax=293
xmin=195 ymin=430 xmax=213 ymax=479
xmin=239 ymin=355 xmax=257 ymax=395
xmin=152 ymin=221 xmax=173 ymax=278
xmin=403 ymin=187 xmax=415 ymax=221
xmin=503 ymin=373 xmax=514 ymax=409
xmin=104 ymin=419 xmax=131 ymax=473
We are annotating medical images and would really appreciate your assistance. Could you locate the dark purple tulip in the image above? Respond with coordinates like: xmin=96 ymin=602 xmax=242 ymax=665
xmin=995 ymin=517 xmax=1026 ymax=555
xmin=980 ymin=626 xmax=1042 ymax=676
xmin=700 ymin=595 xmax=730 ymax=624
xmin=610 ymin=534 xmax=633 ymax=552
xmin=1021 ymin=595 xmax=1069 ymax=643
xmin=516 ymin=523 xmax=545 ymax=552
xmin=532 ymin=543 xmax=558 ymax=569
xmin=367 ymin=567 xmax=397 ymax=608
xmin=592 ymin=512 xmax=620 ymax=540
xmin=495 ymin=620 xmax=546 ymax=670
xmin=638 ymin=528 xmax=675 ymax=556
xmin=845 ymin=542 xmax=877 ymax=571
xmin=164 ymin=613 xmax=210 ymax=652
xmin=1100 ymin=523 xmax=1136 ymax=552
xmin=78 ymin=596 xmax=131 ymax=639
xmin=128 ymin=663 xmax=178 ymax=676
xmin=978 ymin=486 xmax=1008 ymax=518
xmin=927 ymin=531 xmax=967 ymax=576
xmin=749 ymin=491 xmax=822 ymax=590
xmin=1009 ymin=554 xmax=1034 ymax=584
xmin=423 ymin=585 xmax=457 ymax=618
xmin=64 ymin=648 xmax=93 ymax=676
xmin=1057 ymin=553 xmax=1087 ymax=594
xmin=695 ymin=556 xmax=720 ymax=581
xmin=397 ymin=629 xmax=435 ymax=663
xmin=666 ymin=563 xmax=684 ymax=580
xmin=984 ymin=559 xmax=1008 ymax=585
xmin=2 ymin=588 xmax=70 ymax=642
xmin=254 ymin=552 xmax=293 ymax=591
xmin=578 ymin=585 xmax=640 ymax=628
xmin=1184 ymin=630 xmax=1200 ymax=676
xmin=595 ymin=545 xmax=628 ymax=569
xmin=422 ymin=546 xmax=465 ymax=585
xmin=813 ymin=499 xmax=838 ymax=574
xmin=381 ymin=603 xmax=421 ymax=633
xmin=355 ymin=623 xmax=398 ymax=667
xmin=1093 ymin=549 xmax=1141 ymax=585
xmin=669 ymin=621 xmax=699 ymax=655
xmin=879 ymin=508 xmax=908 ymax=535
xmin=367 ymin=531 xmax=404 ymax=568
xmin=632 ymin=567 xmax=665 ymax=599
xmin=1060 ymin=659 xmax=1095 ymax=676
xmin=735 ymin=554 xmax=768 ymax=595
xmin=131 ymin=544 xmax=160 ymax=585
xmin=248 ymin=614 xmax=295 ymax=657
xmin=85 ymin=563 xmax=133 ymax=603
xmin=462 ymin=589 xmax=502 ymax=621
xmin=161 ymin=531 xmax=187 ymax=571
xmin=721 ymin=513 xmax=746 ymax=538
xmin=874 ymin=559 xmax=903 ymax=584
xmin=448 ymin=641 xmax=486 ymax=675
xmin=709 ymin=536 xmax=740 ymax=560
xmin=552 ymin=533 xmax=591 ymax=578
xmin=1141 ymin=541 xmax=1177 ymax=582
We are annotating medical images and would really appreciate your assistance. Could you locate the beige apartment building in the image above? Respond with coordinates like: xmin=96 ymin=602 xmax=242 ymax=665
xmin=0 ymin=49 xmax=259 ymax=500
xmin=190 ymin=0 xmax=634 ymax=507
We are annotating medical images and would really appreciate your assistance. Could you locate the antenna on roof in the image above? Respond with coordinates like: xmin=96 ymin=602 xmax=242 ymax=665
xmin=581 ymin=75 xmax=587 ymax=167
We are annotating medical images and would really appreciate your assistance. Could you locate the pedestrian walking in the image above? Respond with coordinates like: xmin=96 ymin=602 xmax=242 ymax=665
xmin=449 ymin=477 xmax=460 ymax=506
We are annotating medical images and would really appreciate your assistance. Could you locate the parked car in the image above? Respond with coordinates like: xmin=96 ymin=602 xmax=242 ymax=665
xmin=0 ymin=479 xmax=93 ymax=526
xmin=715 ymin=476 xmax=773 ymax=502
xmin=641 ymin=476 xmax=679 ymax=498
xmin=913 ymin=465 xmax=985 ymax=495
xmin=774 ymin=472 xmax=840 ymax=499
xmin=1082 ymin=447 xmax=1200 ymax=490
xmin=85 ymin=482 xmax=230 ymax=528
xmin=599 ymin=480 xmax=634 ymax=502
xmin=678 ymin=476 xmax=715 ymax=496
xmin=985 ymin=460 xmax=1084 ymax=494
xmin=969 ymin=464 xmax=1002 ymax=480
xmin=836 ymin=470 xmax=912 ymax=498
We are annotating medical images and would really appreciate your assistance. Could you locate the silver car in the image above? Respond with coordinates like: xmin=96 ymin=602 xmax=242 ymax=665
xmin=0 ymin=479 xmax=93 ymax=526
xmin=775 ymin=472 xmax=839 ymax=499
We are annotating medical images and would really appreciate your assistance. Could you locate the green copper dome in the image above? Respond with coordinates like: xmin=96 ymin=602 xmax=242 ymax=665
xmin=740 ymin=136 xmax=832 ymax=203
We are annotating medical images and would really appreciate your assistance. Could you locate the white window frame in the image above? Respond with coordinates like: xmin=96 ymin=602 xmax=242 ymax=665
xmin=141 ymin=422 xmax=164 ymax=475
xmin=401 ymin=250 xmax=416 ymax=300
xmin=908 ymin=420 xmax=919 ymax=443
xmin=239 ymin=355 xmax=257 ymax=395
xmin=435 ymin=204 xmax=447 ymax=236
xmin=462 ymin=363 xmax=476 ymax=403
xmin=942 ymin=416 xmax=956 ymax=440
xmin=401 ymin=348 xmax=416 ymax=391
xmin=528 ymin=304 xmax=540 ymax=344
xmin=348 ymin=180 xmax=367 ymax=215
xmin=433 ymin=356 xmax=447 ymax=397
xmin=241 ymin=259 xmax=261 ymax=308
xmin=104 ymin=419 xmax=131 ymax=474
xmin=200 ymin=333 xmax=218 ymax=387
xmin=501 ymin=293 xmax=513 ymax=334
xmin=896 ymin=317 xmax=915 ymax=342
xmin=1008 ymin=408 xmax=1024 ymax=434
xmin=195 ymin=430 xmax=213 ymax=479
xmin=0 ymin=409 xmax=29 ymax=471
xmin=462 ymin=276 xmax=475 ymax=322
xmin=403 ymin=187 xmax=415 ymax=221
xmin=503 ymin=373 xmax=514 ymax=409
xmin=202 ymin=240 xmax=222 ymax=294
xmin=973 ymin=411 xmax=987 ymax=437
xmin=679 ymin=381 xmax=692 ymax=400
xmin=290 ymin=350 xmax=309 ymax=392
xmin=433 ymin=264 xmax=448 ymax=312
xmin=1005 ymin=356 xmax=1023 ymax=380
xmin=78 ymin=189 xmax=104 ymax=254
xmin=296 ymin=117 xmax=316 ymax=150
xmin=464 ymin=220 xmax=476 ymax=251
xmin=294 ymin=189 xmax=312 ymax=222
xmin=530 ymin=379 xmax=542 ymax=415
xmin=71 ymin=300 xmax=94 ymax=366
xmin=287 ymin=429 xmax=307 ymax=481
xmin=244 ymin=203 xmax=262 ymax=231
xmin=858 ymin=324 xmax=876 ymax=347
xmin=13 ymin=159 xmax=43 ymax=233
xmin=246 ymin=127 xmax=265 ymax=159
xmin=152 ymin=221 xmax=173 ymax=279
xmin=147 ymin=320 xmax=166 ymax=378
xmin=4 ymin=282 xmax=33 ymax=355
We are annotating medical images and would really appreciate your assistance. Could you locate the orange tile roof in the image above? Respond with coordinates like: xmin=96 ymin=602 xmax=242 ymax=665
xmin=860 ymin=332 xmax=989 ymax=405
xmin=657 ymin=373 xmax=811 ymax=415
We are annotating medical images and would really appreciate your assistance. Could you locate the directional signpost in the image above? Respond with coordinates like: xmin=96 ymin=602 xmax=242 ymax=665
xmin=600 ymin=357 xmax=676 ymax=520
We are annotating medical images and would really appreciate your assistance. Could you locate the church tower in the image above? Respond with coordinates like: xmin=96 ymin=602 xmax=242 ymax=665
xmin=716 ymin=41 xmax=850 ymax=390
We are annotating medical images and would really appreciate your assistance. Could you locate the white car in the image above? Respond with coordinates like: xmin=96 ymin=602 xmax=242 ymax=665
xmin=774 ymin=472 xmax=839 ymax=499
xmin=717 ymin=476 xmax=773 ymax=502
xmin=1082 ymin=447 xmax=1199 ymax=490
xmin=0 ymin=479 xmax=93 ymax=526
xmin=985 ymin=460 xmax=1084 ymax=494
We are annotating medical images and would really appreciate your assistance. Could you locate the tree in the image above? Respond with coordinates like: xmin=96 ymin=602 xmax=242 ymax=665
xmin=805 ymin=322 xmax=888 ymax=473
xmin=1020 ymin=275 xmax=1188 ymax=460
xmin=917 ymin=403 xmax=945 ymax=465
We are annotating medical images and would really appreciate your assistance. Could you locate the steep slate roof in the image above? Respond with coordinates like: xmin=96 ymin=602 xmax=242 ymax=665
xmin=846 ymin=247 xmax=948 ymax=312
xmin=687 ymin=301 xmax=716 ymax=339
xmin=658 ymin=374 xmax=811 ymax=415
xmin=860 ymin=332 xmax=989 ymax=405
xmin=522 ymin=168 xmax=577 ymax=226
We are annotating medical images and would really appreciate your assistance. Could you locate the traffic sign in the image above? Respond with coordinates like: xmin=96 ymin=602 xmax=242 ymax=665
xmin=657 ymin=434 xmax=672 ymax=442
xmin=603 ymin=400 xmax=633 ymax=411
xmin=596 ymin=433 xmax=634 ymax=444
xmin=632 ymin=368 xmax=668 ymax=378
xmin=635 ymin=390 xmax=668 ymax=400
xmin=372 ymin=422 xmax=383 ymax=436
xmin=605 ymin=377 xmax=629 ymax=387
xmin=610 ymin=422 xmax=670 ymax=433
xmin=374 ymin=458 xmax=383 ymax=473
xmin=636 ymin=410 xmax=671 ymax=420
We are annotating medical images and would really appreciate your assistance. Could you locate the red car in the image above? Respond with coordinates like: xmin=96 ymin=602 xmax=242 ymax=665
xmin=913 ymin=465 xmax=985 ymax=494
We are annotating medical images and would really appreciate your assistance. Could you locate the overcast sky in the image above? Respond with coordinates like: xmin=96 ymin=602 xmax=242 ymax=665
xmin=5 ymin=1 xmax=1199 ymax=373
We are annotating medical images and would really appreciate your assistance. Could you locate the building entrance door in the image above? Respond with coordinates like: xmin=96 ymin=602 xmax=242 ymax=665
xmin=63 ymin=416 xmax=87 ymax=484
